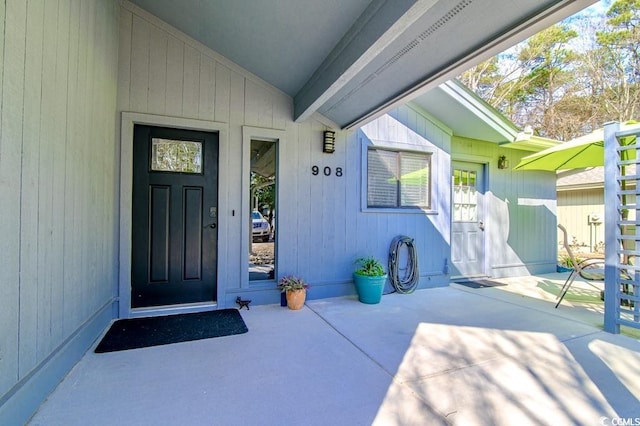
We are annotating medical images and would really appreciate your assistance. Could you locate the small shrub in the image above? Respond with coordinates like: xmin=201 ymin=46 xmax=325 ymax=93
xmin=277 ymin=275 xmax=309 ymax=293
xmin=354 ymin=257 xmax=386 ymax=276
xmin=559 ymin=254 xmax=582 ymax=268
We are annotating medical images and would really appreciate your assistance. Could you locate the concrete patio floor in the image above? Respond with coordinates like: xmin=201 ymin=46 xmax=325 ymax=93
xmin=29 ymin=273 xmax=640 ymax=425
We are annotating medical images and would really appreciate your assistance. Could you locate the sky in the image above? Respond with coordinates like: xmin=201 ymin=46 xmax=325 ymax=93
xmin=498 ymin=0 xmax=614 ymax=59
xmin=575 ymin=0 xmax=612 ymax=19
xmin=563 ymin=0 xmax=620 ymax=52
xmin=483 ymin=0 xmax=618 ymax=87
xmin=563 ymin=0 xmax=612 ymax=29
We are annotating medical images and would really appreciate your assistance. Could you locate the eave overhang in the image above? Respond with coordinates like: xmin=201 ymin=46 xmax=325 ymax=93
xmin=294 ymin=0 xmax=596 ymax=129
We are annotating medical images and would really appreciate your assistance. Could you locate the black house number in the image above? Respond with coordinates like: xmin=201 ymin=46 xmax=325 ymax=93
xmin=312 ymin=165 xmax=343 ymax=177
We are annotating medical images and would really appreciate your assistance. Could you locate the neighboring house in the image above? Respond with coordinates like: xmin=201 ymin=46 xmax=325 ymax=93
xmin=557 ymin=166 xmax=635 ymax=253
xmin=0 ymin=0 xmax=587 ymax=423
xmin=557 ymin=167 xmax=606 ymax=252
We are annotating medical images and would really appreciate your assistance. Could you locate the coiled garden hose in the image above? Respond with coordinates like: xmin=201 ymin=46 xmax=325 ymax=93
xmin=388 ymin=235 xmax=419 ymax=294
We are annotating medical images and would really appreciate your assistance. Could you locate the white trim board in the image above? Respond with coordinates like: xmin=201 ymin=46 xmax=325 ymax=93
xmin=240 ymin=126 xmax=285 ymax=288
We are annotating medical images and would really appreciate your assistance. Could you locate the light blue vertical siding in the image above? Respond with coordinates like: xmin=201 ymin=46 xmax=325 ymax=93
xmin=353 ymin=106 xmax=453 ymax=285
xmin=0 ymin=0 xmax=120 ymax=423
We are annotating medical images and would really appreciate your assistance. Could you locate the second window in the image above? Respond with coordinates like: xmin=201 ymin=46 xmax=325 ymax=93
xmin=367 ymin=148 xmax=431 ymax=209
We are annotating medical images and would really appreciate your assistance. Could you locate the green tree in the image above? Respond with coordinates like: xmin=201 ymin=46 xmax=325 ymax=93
xmin=460 ymin=24 xmax=579 ymax=139
xmin=459 ymin=1 xmax=640 ymax=141
xmin=509 ymin=25 xmax=579 ymax=137
xmin=250 ymin=172 xmax=275 ymax=220
xmin=592 ymin=0 xmax=640 ymax=121
xmin=459 ymin=56 xmax=501 ymax=99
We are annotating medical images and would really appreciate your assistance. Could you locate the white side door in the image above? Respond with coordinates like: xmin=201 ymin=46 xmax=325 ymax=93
xmin=451 ymin=162 xmax=486 ymax=278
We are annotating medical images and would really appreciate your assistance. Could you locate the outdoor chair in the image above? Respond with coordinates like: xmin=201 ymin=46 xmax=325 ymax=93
xmin=555 ymin=224 xmax=607 ymax=308
xmin=556 ymin=224 xmax=636 ymax=308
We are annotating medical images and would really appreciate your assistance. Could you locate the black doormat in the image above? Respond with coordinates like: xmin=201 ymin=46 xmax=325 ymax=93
xmin=95 ymin=309 xmax=248 ymax=353
xmin=455 ymin=279 xmax=508 ymax=289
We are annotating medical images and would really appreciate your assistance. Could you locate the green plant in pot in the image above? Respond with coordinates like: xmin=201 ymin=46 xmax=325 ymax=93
xmin=277 ymin=275 xmax=309 ymax=310
xmin=353 ymin=257 xmax=387 ymax=304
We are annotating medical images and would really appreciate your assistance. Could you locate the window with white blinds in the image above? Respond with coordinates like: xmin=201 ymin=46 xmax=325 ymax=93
xmin=367 ymin=148 xmax=431 ymax=208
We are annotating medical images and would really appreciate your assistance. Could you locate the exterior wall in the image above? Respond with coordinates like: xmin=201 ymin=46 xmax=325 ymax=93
xmin=118 ymin=2 xmax=299 ymax=309
xmin=117 ymin=3 xmax=453 ymax=311
xmin=0 ymin=0 xmax=120 ymax=423
xmin=452 ymin=137 xmax=558 ymax=277
xmin=0 ymin=1 xmax=561 ymax=421
xmin=118 ymin=1 xmax=559 ymax=309
xmin=557 ymin=188 xmax=605 ymax=252
xmin=357 ymin=107 xmax=452 ymax=285
xmin=0 ymin=1 xmax=561 ymax=419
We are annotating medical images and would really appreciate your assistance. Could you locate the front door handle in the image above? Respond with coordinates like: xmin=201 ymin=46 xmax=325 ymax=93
xmin=478 ymin=221 xmax=485 ymax=231
xmin=204 ymin=223 xmax=217 ymax=229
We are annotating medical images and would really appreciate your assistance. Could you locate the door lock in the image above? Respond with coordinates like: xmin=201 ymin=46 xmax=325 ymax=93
xmin=478 ymin=221 xmax=485 ymax=231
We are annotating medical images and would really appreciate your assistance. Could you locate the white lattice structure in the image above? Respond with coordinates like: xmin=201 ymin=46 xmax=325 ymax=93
xmin=604 ymin=123 xmax=640 ymax=333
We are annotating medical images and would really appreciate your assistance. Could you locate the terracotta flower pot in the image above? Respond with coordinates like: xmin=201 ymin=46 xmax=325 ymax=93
xmin=286 ymin=289 xmax=306 ymax=310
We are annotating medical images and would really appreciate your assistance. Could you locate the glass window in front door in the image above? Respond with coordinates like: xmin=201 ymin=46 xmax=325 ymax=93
xmin=453 ymin=169 xmax=477 ymax=222
xmin=150 ymin=138 xmax=203 ymax=173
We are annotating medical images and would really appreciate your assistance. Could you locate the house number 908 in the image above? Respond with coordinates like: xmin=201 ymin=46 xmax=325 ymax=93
xmin=312 ymin=166 xmax=343 ymax=177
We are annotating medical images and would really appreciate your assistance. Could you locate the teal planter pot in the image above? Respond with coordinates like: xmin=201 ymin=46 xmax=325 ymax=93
xmin=353 ymin=273 xmax=387 ymax=304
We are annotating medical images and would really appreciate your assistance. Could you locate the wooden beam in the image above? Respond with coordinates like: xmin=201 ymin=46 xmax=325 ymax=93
xmin=293 ymin=0 xmax=438 ymax=123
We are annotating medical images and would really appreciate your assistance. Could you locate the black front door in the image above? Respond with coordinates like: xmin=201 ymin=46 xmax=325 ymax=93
xmin=132 ymin=125 xmax=218 ymax=308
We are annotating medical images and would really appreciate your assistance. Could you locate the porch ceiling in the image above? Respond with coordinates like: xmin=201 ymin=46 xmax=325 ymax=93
xmin=129 ymin=0 xmax=596 ymax=129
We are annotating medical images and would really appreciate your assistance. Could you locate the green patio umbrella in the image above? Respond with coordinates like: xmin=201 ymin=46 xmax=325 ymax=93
xmin=513 ymin=121 xmax=640 ymax=171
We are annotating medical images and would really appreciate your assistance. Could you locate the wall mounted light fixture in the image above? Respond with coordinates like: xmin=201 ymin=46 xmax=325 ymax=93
xmin=498 ymin=155 xmax=509 ymax=169
xmin=323 ymin=130 xmax=335 ymax=154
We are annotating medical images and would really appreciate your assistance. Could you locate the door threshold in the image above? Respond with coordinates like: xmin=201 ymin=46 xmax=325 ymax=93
xmin=129 ymin=302 xmax=218 ymax=319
